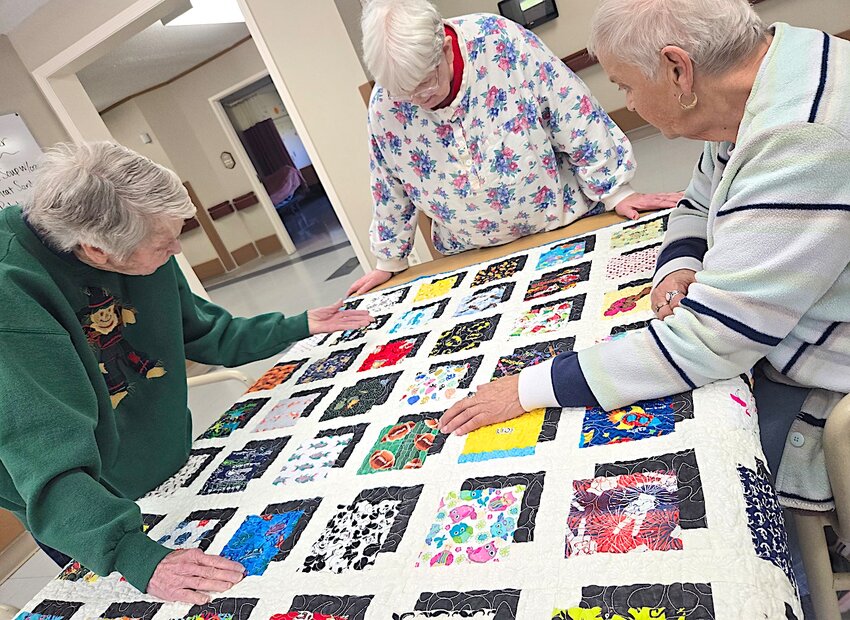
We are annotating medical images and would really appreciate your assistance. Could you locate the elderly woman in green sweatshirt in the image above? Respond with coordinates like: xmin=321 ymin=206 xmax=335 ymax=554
xmin=440 ymin=0 xmax=849 ymax=489
xmin=0 ymin=142 xmax=372 ymax=603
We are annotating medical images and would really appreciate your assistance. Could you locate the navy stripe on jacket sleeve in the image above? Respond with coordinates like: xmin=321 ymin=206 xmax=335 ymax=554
xmin=680 ymin=298 xmax=782 ymax=346
xmin=656 ymin=237 xmax=708 ymax=270
xmin=551 ymin=351 xmax=599 ymax=407
xmin=808 ymin=31 xmax=830 ymax=123
xmin=716 ymin=202 xmax=850 ymax=218
xmin=647 ymin=323 xmax=697 ymax=389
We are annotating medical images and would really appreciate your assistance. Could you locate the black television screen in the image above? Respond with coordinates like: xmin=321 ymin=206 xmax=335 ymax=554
xmin=498 ymin=0 xmax=558 ymax=30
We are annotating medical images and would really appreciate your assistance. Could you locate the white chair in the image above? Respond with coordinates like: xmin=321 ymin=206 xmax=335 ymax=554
xmin=186 ymin=369 xmax=254 ymax=389
xmin=794 ymin=393 xmax=850 ymax=619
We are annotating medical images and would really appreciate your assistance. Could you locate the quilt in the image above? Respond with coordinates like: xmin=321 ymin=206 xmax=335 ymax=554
xmin=17 ymin=213 xmax=801 ymax=619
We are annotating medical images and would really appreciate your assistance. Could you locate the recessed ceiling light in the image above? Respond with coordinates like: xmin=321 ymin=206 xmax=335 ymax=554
xmin=164 ymin=0 xmax=244 ymax=26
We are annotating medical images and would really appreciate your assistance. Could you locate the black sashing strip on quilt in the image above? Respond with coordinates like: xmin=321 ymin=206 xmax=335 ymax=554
xmin=200 ymin=437 xmax=290 ymax=495
xmin=618 ymin=276 xmax=653 ymax=290
xmin=391 ymin=332 xmax=429 ymax=357
xmin=669 ymin=391 xmax=695 ymax=422
xmin=472 ymin=255 xmax=528 ymax=286
xmin=403 ymin=588 xmax=521 ymax=620
xmin=461 ymin=472 xmax=545 ymax=543
xmin=410 ymin=298 xmax=450 ymax=320
xmin=99 ymin=601 xmax=162 ymax=620
xmin=171 ymin=507 xmax=238 ymax=551
xmin=397 ymin=412 xmax=449 ymax=455
xmin=537 ymin=407 xmax=563 ymax=442
xmin=283 ymin=386 xmax=334 ymax=419
xmin=610 ymin=320 xmax=649 ymax=336
xmin=328 ymin=313 xmax=391 ymax=345
xmin=429 ymin=270 xmax=466 ymax=288
xmin=183 ymin=598 xmax=258 ymax=620
xmin=431 ymin=315 xmax=502 ymax=355
xmin=29 ymin=600 xmax=83 ymax=619
xmin=287 ymin=594 xmax=374 ymax=620
xmin=493 ymin=338 xmax=575 ymax=379
xmin=479 ymin=280 xmax=516 ymax=301
xmin=141 ymin=513 xmax=166 ymax=533
xmin=356 ymin=484 xmax=424 ymax=553
xmin=249 ymin=359 xmax=310 ymax=392
xmin=529 ymin=293 xmax=586 ymax=322
xmin=180 ymin=447 xmax=223 ymax=487
xmin=576 ymin=582 xmax=715 ymax=619
xmin=596 ymin=449 xmax=706 ymax=529
xmin=315 ymin=423 xmax=369 ymax=467
xmin=381 ymin=285 xmax=411 ymax=305
xmin=620 ymin=240 xmax=663 ymax=256
xmin=620 ymin=212 xmax=670 ymax=233
xmin=786 ymin=602 xmax=799 ymax=620
xmin=427 ymin=355 xmax=484 ymax=390
xmin=540 ymin=233 xmax=597 ymax=261
xmin=525 ymin=261 xmax=592 ymax=301
xmin=460 ymin=280 xmax=516 ymax=307
xmin=263 ymin=497 xmax=322 ymax=562
xmin=298 ymin=344 xmax=366 ymax=383
xmin=200 ymin=398 xmax=270 ymax=439
xmin=321 ymin=371 xmax=404 ymax=421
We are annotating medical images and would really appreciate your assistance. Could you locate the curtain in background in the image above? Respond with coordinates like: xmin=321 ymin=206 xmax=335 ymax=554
xmin=242 ymin=118 xmax=295 ymax=177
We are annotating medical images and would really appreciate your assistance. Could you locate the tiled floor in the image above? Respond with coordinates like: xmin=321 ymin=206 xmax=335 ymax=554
xmin=0 ymin=130 xmax=772 ymax=611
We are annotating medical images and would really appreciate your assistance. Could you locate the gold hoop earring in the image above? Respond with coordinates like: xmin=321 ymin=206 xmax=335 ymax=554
xmin=678 ymin=92 xmax=698 ymax=110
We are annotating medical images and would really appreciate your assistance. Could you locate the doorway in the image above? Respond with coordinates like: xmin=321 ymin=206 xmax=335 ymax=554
xmin=213 ymin=75 xmax=349 ymax=257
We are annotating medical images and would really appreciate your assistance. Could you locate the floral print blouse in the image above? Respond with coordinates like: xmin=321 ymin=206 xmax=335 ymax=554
xmin=367 ymin=14 xmax=636 ymax=271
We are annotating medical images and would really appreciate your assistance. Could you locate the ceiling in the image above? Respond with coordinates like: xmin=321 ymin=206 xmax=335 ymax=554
xmin=1 ymin=0 xmax=250 ymax=111
xmin=78 ymin=21 xmax=250 ymax=111
xmin=0 ymin=0 xmax=54 ymax=35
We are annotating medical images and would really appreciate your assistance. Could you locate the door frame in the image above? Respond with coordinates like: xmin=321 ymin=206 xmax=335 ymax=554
xmin=209 ymin=70 xmax=297 ymax=255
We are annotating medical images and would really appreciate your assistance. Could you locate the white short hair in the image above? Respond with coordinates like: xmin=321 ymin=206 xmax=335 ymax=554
xmin=361 ymin=0 xmax=444 ymax=96
xmin=24 ymin=142 xmax=196 ymax=261
xmin=588 ymin=0 xmax=767 ymax=78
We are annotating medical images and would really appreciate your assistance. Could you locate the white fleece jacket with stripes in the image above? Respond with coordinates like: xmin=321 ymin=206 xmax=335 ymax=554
xmin=519 ymin=23 xmax=850 ymax=412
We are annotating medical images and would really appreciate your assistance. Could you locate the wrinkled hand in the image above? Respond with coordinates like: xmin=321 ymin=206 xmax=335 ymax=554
xmin=651 ymin=269 xmax=697 ymax=320
xmin=147 ymin=548 xmax=244 ymax=604
xmin=308 ymin=300 xmax=373 ymax=335
xmin=438 ymin=374 xmax=525 ymax=436
xmin=346 ymin=269 xmax=393 ymax=296
xmin=614 ymin=192 xmax=683 ymax=220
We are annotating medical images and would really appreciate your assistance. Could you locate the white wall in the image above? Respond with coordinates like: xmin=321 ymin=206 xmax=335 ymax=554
xmin=101 ymin=99 xmax=176 ymax=169
xmin=0 ymin=35 xmax=69 ymax=147
xmin=339 ymin=0 xmax=850 ymax=112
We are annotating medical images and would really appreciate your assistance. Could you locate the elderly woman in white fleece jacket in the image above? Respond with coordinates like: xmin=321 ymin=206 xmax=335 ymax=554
xmin=439 ymin=0 xmax=849 ymax=498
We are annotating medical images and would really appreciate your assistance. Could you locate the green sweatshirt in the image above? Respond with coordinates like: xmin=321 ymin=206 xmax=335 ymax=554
xmin=0 ymin=206 xmax=309 ymax=592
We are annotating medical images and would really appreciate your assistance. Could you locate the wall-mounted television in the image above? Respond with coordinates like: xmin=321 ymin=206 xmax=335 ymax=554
xmin=497 ymin=0 xmax=558 ymax=30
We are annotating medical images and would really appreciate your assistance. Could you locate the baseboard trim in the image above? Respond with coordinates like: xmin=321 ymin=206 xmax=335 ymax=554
xmin=0 ymin=531 xmax=38 ymax=584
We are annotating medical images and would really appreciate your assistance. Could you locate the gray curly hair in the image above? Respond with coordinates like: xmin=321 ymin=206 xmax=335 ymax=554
xmin=24 ymin=142 xmax=195 ymax=261
xmin=588 ymin=0 xmax=767 ymax=78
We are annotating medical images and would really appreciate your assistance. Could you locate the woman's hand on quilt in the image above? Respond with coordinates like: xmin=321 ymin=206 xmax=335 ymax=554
xmin=651 ymin=269 xmax=697 ymax=320
xmin=346 ymin=269 xmax=393 ymax=296
xmin=308 ymin=300 xmax=373 ymax=334
xmin=147 ymin=548 xmax=245 ymax=604
xmin=438 ymin=374 xmax=525 ymax=436
xmin=613 ymin=192 xmax=683 ymax=220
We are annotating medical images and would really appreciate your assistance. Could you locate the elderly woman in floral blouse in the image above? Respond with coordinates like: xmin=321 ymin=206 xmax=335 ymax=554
xmin=347 ymin=0 xmax=679 ymax=295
